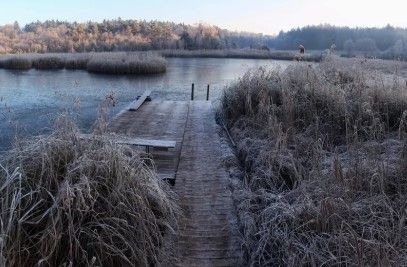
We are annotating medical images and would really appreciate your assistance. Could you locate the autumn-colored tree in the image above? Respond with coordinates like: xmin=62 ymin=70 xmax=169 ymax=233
xmin=0 ymin=19 xmax=276 ymax=54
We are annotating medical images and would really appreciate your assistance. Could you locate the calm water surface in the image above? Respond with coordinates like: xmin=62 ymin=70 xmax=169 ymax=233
xmin=0 ymin=58 xmax=292 ymax=150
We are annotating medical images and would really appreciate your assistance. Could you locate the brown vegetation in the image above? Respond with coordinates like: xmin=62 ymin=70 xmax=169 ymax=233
xmin=0 ymin=116 xmax=178 ymax=266
xmin=0 ymin=20 xmax=273 ymax=54
xmin=220 ymin=56 xmax=407 ymax=265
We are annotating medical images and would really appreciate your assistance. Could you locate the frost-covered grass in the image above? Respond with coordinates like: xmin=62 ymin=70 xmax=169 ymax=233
xmin=161 ymin=49 xmax=322 ymax=62
xmin=220 ymin=56 xmax=407 ymax=266
xmin=0 ymin=115 xmax=178 ymax=266
xmin=0 ymin=52 xmax=167 ymax=74
xmin=87 ymin=52 xmax=166 ymax=75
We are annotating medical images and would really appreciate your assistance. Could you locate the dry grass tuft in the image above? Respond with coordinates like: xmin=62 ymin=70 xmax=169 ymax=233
xmin=0 ymin=116 xmax=178 ymax=266
xmin=220 ymin=56 xmax=407 ymax=266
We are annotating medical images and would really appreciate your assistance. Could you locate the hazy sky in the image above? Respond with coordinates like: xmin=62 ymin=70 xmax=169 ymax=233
xmin=0 ymin=0 xmax=405 ymax=34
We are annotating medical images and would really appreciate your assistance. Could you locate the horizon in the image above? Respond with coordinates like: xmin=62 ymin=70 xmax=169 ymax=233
xmin=1 ymin=0 xmax=406 ymax=35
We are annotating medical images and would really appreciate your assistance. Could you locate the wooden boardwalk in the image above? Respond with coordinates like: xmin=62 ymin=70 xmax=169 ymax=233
xmin=109 ymin=100 xmax=188 ymax=180
xmin=109 ymin=100 xmax=240 ymax=266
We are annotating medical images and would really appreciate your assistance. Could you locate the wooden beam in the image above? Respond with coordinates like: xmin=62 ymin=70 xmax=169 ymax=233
xmin=128 ymin=90 xmax=151 ymax=111
xmin=79 ymin=134 xmax=176 ymax=148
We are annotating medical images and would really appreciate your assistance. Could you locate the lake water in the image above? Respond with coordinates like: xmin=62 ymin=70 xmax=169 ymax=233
xmin=0 ymin=58 xmax=292 ymax=151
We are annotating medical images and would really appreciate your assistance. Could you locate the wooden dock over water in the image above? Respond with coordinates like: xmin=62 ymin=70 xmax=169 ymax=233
xmin=109 ymin=98 xmax=240 ymax=266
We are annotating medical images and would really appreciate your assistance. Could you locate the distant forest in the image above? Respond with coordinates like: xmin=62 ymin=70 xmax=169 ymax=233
xmin=273 ymin=24 xmax=407 ymax=60
xmin=0 ymin=19 xmax=272 ymax=53
xmin=0 ymin=20 xmax=406 ymax=59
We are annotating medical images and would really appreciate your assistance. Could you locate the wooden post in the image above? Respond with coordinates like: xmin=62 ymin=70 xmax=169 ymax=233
xmin=206 ymin=84 xmax=210 ymax=101
xmin=191 ymin=83 xmax=194 ymax=101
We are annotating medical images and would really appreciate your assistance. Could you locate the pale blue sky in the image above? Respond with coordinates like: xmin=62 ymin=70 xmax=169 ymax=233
xmin=0 ymin=0 xmax=405 ymax=34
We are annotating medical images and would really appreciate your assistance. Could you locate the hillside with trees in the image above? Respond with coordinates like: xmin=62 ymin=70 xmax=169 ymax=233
xmin=0 ymin=19 xmax=273 ymax=54
xmin=1 ymin=20 xmax=406 ymax=60
xmin=271 ymin=24 xmax=407 ymax=60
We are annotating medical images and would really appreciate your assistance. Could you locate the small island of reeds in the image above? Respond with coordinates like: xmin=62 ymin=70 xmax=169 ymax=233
xmin=0 ymin=52 xmax=167 ymax=75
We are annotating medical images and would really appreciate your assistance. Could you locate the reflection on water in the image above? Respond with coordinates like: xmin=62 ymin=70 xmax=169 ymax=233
xmin=0 ymin=58 xmax=293 ymax=150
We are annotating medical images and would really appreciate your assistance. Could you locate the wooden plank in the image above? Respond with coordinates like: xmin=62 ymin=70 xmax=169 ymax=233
xmin=79 ymin=134 xmax=176 ymax=148
xmin=128 ymin=90 xmax=151 ymax=111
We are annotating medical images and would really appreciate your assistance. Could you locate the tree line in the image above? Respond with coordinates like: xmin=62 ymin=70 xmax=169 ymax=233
xmin=271 ymin=24 xmax=407 ymax=60
xmin=0 ymin=19 xmax=273 ymax=54
xmin=1 ymin=20 xmax=406 ymax=60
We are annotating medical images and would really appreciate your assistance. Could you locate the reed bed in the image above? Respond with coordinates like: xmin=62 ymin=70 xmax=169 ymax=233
xmin=161 ymin=49 xmax=322 ymax=62
xmin=0 ymin=116 xmax=179 ymax=266
xmin=0 ymin=52 xmax=167 ymax=74
xmin=64 ymin=54 xmax=90 ymax=70
xmin=32 ymin=56 xmax=66 ymax=70
xmin=219 ymin=56 xmax=407 ymax=266
xmin=86 ymin=52 xmax=166 ymax=75
xmin=1 ymin=56 xmax=32 ymax=70
xmin=0 ymin=54 xmax=69 ymax=70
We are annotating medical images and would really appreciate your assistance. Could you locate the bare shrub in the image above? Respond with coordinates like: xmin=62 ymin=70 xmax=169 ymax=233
xmin=0 ymin=116 xmax=178 ymax=266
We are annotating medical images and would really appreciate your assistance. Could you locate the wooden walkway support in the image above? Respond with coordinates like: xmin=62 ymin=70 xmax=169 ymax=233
xmin=79 ymin=133 xmax=176 ymax=153
xmin=190 ymin=84 xmax=211 ymax=101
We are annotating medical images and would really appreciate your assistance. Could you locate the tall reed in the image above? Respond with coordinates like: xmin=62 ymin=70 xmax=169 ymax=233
xmin=220 ymin=56 xmax=407 ymax=266
xmin=161 ymin=49 xmax=322 ymax=62
xmin=32 ymin=56 xmax=66 ymax=69
xmin=0 ymin=52 xmax=167 ymax=74
xmin=86 ymin=52 xmax=167 ymax=75
xmin=0 ymin=116 xmax=178 ymax=266
xmin=1 ymin=57 xmax=32 ymax=70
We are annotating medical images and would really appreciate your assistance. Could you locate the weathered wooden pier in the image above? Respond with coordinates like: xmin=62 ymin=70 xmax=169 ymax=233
xmin=107 ymin=90 xmax=240 ymax=266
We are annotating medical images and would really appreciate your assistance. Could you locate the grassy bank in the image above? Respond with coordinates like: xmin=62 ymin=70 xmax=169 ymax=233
xmin=161 ymin=49 xmax=322 ymax=62
xmin=0 ymin=52 xmax=167 ymax=74
xmin=220 ymin=57 xmax=407 ymax=265
xmin=0 ymin=116 xmax=178 ymax=266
